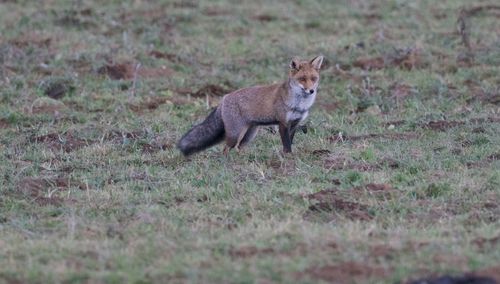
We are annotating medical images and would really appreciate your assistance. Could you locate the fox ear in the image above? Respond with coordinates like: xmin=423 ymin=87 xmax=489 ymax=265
xmin=310 ymin=55 xmax=324 ymax=70
xmin=290 ymin=57 xmax=300 ymax=70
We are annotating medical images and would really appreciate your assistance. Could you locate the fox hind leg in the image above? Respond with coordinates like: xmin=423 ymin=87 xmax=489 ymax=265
xmin=223 ymin=122 xmax=246 ymax=154
xmin=239 ymin=126 xmax=258 ymax=148
xmin=235 ymin=125 xmax=250 ymax=152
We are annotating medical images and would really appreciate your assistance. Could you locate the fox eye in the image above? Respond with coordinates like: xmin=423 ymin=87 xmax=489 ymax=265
xmin=299 ymin=76 xmax=307 ymax=82
xmin=311 ymin=77 xmax=318 ymax=82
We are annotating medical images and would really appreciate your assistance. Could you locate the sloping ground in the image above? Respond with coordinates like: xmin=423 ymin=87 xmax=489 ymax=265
xmin=0 ymin=0 xmax=499 ymax=283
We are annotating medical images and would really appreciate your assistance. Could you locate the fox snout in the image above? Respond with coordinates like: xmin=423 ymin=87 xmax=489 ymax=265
xmin=297 ymin=84 xmax=315 ymax=96
xmin=303 ymin=88 xmax=315 ymax=95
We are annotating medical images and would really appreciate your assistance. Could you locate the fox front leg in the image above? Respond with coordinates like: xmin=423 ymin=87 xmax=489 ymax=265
xmin=279 ymin=123 xmax=292 ymax=153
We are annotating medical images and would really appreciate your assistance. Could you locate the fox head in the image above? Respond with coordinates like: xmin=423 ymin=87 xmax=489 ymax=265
xmin=289 ymin=55 xmax=324 ymax=96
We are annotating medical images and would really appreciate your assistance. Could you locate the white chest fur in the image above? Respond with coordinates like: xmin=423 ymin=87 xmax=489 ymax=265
xmin=285 ymin=90 xmax=316 ymax=123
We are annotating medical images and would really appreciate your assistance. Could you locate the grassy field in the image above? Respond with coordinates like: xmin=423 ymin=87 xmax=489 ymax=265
xmin=0 ymin=0 xmax=499 ymax=283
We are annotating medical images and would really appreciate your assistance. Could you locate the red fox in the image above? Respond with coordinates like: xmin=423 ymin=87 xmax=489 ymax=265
xmin=177 ymin=55 xmax=324 ymax=156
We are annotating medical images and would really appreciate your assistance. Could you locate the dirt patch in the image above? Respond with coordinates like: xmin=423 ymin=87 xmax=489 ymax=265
xmin=472 ymin=235 xmax=500 ymax=250
xmin=252 ymin=14 xmax=279 ymax=22
xmin=317 ymin=100 xmax=341 ymax=112
xmin=189 ymin=84 xmax=230 ymax=98
xmin=407 ymin=274 xmax=497 ymax=284
xmin=127 ymin=96 xmax=168 ymax=112
xmin=44 ymin=81 xmax=72 ymax=99
xmin=9 ymin=33 xmax=52 ymax=48
xmin=472 ymin=265 xmax=500 ymax=284
xmin=301 ymin=262 xmax=389 ymax=283
xmin=387 ymin=48 xmax=428 ymax=70
xmin=421 ymin=120 xmax=464 ymax=131
xmin=305 ymin=189 xmax=373 ymax=221
xmin=229 ymin=246 xmax=275 ymax=258
xmin=353 ymin=48 xmax=427 ymax=71
xmin=370 ymin=244 xmax=397 ymax=259
xmin=352 ymin=183 xmax=396 ymax=199
xmin=363 ymin=183 xmax=393 ymax=192
xmin=0 ymin=119 xmax=10 ymax=129
xmin=148 ymin=50 xmax=184 ymax=64
xmin=311 ymin=149 xmax=332 ymax=156
xmin=353 ymin=57 xmax=385 ymax=70
xmin=202 ymin=7 xmax=231 ymax=17
xmin=141 ymin=142 xmax=173 ymax=154
xmin=17 ymin=177 xmax=86 ymax=206
xmin=39 ymin=78 xmax=75 ymax=100
xmin=32 ymin=132 xmax=88 ymax=152
xmin=98 ymin=62 xmax=175 ymax=80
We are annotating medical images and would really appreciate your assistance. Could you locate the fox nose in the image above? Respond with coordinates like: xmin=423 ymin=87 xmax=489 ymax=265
xmin=309 ymin=89 xmax=314 ymax=94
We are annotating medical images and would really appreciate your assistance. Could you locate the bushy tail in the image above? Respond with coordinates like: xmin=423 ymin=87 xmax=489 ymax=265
xmin=177 ymin=107 xmax=225 ymax=156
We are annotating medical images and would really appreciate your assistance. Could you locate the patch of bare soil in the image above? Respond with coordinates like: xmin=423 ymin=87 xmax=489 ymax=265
xmin=388 ymin=48 xmax=428 ymax=70
xmin=9 ymin=33 xmax=52 ymax=48
xmin=32 ymin=132 xmax=88 ymax=152
xmin=370 ymin=244 xmax=397 ymax=259
xmin=43 ymin=82 xmax=72 ymax=99
xmin=352 ymin=183 xmax=397 ymax=200
xmin=407 ymin=274 xmax=496 ymax=284
xmin=317 ymin=100 xmax=341 ymax=112
xmin=301 ymin=262 xmax=389 ymax=283
xmin=148 ymin=50 xmax=184 ymax=64
xmin=98 ymin=62 xmax=175 ymax=80
xmin=17 ymin=177 xmax=86 ymax=206
xmin=252 ymin=14 xmax=279 ymax=22
xmin=305 ymin=189 xmax=373 ymax=221
xmin=472 ymin=235 xmax=500 ymax=251
xmin=0 ymin=119 xmax=10 ymax=129
xmin=229 ymin=246 xmax=275 ymax=258
xmin=141 ymin=141 xmax=173 ymax=154
xmin=353 ymin=48 xmax=427 ymax=70
xmin=421 ymin=120 xmax=464 ymax=131
xmin=472 ymin=266 xmax=500 ymax=284
xmin=127 ymin=96 xmax=168 ymax=112
xmin=189 ymin=84 xmax=230 ymax=98
xmin=311 ymin=149 xmax=332 ymax=156
xmin=202 ymin=7 xmax=231 ymax=17
xmin=353 ymin=57 xmax=385 ymax=70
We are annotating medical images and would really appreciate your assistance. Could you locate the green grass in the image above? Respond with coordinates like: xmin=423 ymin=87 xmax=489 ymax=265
xmin=1 ymin=0 xmax=499 ymax=283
